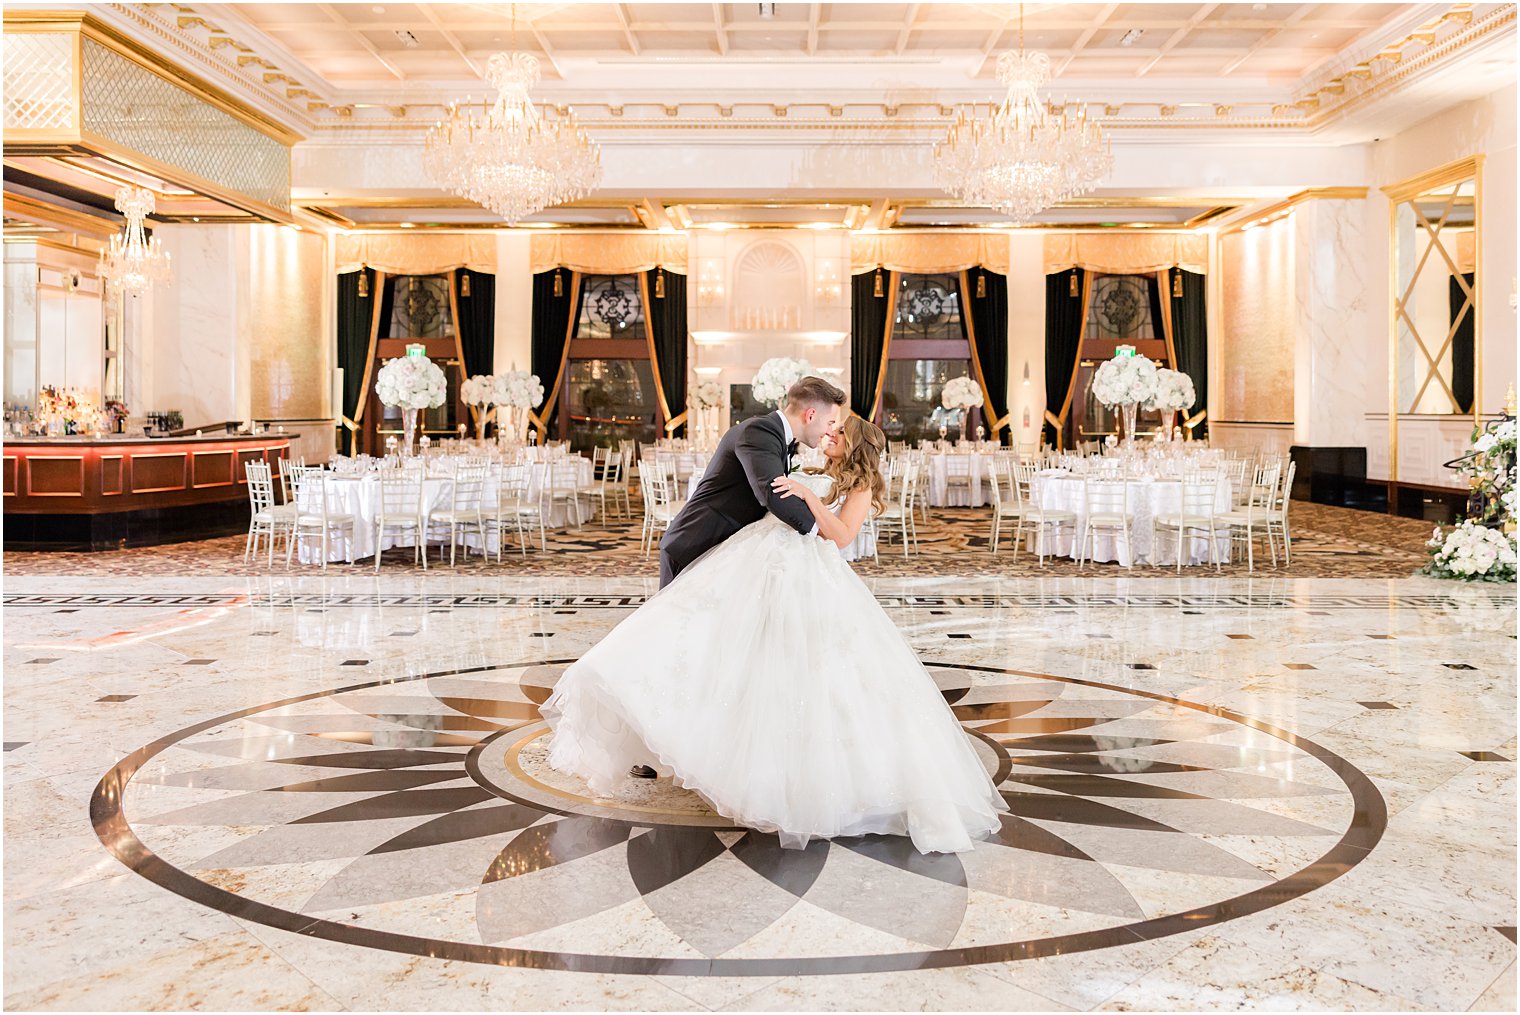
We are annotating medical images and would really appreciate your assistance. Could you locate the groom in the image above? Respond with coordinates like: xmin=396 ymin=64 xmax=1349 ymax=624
xmin=658 ymin=375 xmax=846 ymax=589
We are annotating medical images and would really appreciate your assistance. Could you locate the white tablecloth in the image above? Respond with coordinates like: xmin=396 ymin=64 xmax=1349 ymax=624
xmin=297 ymin=459 xmax=593 ymax=563
xmin=923 ymin=451 xmax=994 ymax=507
xmin=1027 ymin=471 xmax=1233 ymax=566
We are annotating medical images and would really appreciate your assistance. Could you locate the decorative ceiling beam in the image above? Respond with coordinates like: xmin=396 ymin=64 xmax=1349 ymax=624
xmin=316 ymin=3 xmax=404 ymax=80
xmin=419 ymin=4 xmax=482 ymax=77
xmin=528 ymin=23 xmax=564 ymax=78
xmin=896 ymin=4 xmax=920 ymax=56
xmin=1137 ymin=3 xmax=1219 ymax=77
xmin=1221 ymin=3 xmax=1315 ymax=76
xmin=806 ymin=4 xmax=819 ymax=57
xmin=614 ymin=3 xmax=641 ymax=57
xmin=1056 ymin=3 xmax=1119 ymax=77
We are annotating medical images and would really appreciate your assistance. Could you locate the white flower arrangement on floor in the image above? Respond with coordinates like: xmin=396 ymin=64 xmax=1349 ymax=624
xmin=1146 ymin=368 xmax=1196 ymax=412
xmin=692 ymin=379 xmax=725 ymax=409
xmin=375 ymin=355 xmax=447 ymax=410
xmin=460 ymin=375 xmax=495 ymax=407
xmin=1090 ymin=355 xmax=1159 ymax=407
xmin=1422 ymin=519 xmax=1517 ymax=582
xmin=940 ymin=375 xmax=983 ymax=410
xmin=750 ymin=357 xmax=819 ymax=407
xmin=492 ymin=370 xmax=545 ymax=408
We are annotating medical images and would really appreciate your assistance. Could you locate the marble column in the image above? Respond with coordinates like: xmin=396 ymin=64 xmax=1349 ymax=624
xmin=1292 ymin=199 xmax=1375 ymax=449
xmin=495 ymin=232 xmax=533 ymax=374
xmin=1005 ymin=233 xmax=1045 ymax=447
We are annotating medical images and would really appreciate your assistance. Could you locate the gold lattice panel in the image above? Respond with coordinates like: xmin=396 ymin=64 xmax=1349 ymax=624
xmin=3 ymin=33 xmax=76 ymax=131
xmin=79 ymin=39 xmax=289 ymax=212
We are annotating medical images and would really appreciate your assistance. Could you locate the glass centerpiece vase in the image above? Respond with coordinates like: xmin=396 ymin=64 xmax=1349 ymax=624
xmin=1120 ymin=402 xmax=1139 ymax=445
xmin=401 ymin=408 xmax=420 ymax=456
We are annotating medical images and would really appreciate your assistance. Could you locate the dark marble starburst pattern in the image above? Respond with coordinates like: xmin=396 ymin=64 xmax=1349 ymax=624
xmin=93 ymin=660 xmax=1384 ymax=976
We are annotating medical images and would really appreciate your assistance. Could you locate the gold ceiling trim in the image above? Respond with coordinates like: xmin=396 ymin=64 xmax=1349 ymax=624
xmin=4 ymin=10 xmax=303 ymax=146
xmin=1380 ymin=155 xmax=1485 ymax=203
xmin=1 ymin=190 xmax=119 ymax=238
xmin=76 ymin=131 xmax=294 ymax=224
xmin=1218 ymin=187 xmax=1371 ymax=235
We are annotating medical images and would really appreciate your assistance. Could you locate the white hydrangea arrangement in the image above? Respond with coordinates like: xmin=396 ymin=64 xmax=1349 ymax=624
xmin=375 ymin=354 xmax=447 ymax=410
xmin=1146 ymin=368 xmax=1196 ymax=412
xmin=940 ymin=375 xmax=983 ymax=410
xmin=1423 ymin=520 xmax=1517 ymax=582
xmin=460 ymin=374 xmax=495 ymax=407
xmin=492 ymin=370 xmax=545 ymax=408
xmin=1090 ymin=354 xmax=1159 ymax=408
xmin=692 ymin=379 xmax=725 ymax=409
xmin=750 ymin=357 xmax=819 ymax=407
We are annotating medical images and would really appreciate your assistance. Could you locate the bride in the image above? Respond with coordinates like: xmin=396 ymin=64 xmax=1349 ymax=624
xmin=541 ymin=416 xmax=1007 ymax=853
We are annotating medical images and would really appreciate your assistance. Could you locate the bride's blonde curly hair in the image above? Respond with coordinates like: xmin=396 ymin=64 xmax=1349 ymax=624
xmin=807 ymin=414 xmax=887 ymax=517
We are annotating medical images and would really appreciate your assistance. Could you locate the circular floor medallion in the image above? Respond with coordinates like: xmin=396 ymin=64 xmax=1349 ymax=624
xmin=92 ymin=658 xmax=1385 ymax=976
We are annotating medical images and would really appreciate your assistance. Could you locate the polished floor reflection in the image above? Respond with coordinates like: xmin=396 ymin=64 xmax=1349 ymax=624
xmin=4 ymin=574 xmax=1515 ymax=1011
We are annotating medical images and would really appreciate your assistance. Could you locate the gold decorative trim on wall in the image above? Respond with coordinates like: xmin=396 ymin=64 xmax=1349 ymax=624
xmin=1218 ymin=187 xmax=1371 ymax=235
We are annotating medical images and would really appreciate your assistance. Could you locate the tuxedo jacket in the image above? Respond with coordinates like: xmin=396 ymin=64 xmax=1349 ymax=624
xmin=658 ymin=412 xmax=815 ymax=588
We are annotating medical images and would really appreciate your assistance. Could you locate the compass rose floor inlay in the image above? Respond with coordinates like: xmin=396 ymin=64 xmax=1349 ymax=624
xmin=4 ymin=574 xmax=1515 ymax=1010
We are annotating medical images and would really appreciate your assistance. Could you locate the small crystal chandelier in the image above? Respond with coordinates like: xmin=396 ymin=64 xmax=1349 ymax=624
xmin=935 ymin=5 xmax=1112 ymax=222
xmin=98 ymin=185 xmax=171 ymax=298
xmin=423 ymin=8 xmax=601 ymax=224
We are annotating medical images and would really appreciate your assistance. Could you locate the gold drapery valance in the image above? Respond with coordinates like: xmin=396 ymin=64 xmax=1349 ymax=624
xmin=335 ymin=233 xmax=497 ymax=275
xmin=851 ymin=233 xmax=1010 ymax=275
xmin=530 ymin=233 xmax=688 ymax=275
xmin=1043 ymin=233 xmax=1207 ymax=275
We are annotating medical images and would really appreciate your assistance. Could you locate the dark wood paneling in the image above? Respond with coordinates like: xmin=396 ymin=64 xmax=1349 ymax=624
xmin=100 ymin=455 xmax=124 ymax=495
xmin=28 ymin=456 xmax=85 ymax=496
xmin=2 ymin=456 xmax=15 ymax=496
xmin=191 ymin=450 xmax=235 ymax=488
xmin=132 ymin=452 xmax=188 ymax=493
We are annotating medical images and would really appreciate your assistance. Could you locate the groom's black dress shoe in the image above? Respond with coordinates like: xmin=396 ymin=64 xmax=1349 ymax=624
xmin=630 ymin=765 xmax=658 ymax=779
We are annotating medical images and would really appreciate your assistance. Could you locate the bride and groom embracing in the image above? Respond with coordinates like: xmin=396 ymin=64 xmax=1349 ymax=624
xmin=542 ymin=376 xmax=1007 ymax=854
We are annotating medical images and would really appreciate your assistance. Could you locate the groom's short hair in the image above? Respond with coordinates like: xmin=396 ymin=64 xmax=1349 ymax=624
xmin=786 ymin=376 xmax=846 ymax=411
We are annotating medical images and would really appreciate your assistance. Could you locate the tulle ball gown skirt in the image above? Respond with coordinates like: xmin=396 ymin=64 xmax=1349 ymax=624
xmin=541 ymin=516 xmax=1007 ymax=854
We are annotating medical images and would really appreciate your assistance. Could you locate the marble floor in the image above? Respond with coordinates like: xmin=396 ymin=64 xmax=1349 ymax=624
xmin=3 ymin=571 xmax=1515 ymax=1011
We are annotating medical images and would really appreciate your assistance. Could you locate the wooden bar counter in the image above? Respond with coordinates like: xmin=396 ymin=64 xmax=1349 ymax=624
xmin=3 ymin=433 xmax=291 ymax=549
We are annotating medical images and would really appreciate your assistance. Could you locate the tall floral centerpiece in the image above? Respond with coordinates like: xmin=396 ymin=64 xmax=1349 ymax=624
xmin=460 ymin=374 xmax=495 ymax=442
xmin=1090 ymin=348 xmax=1158 ymax=443
xmin=691 ymin=379 xmax=725 ymax=446
xmin=1146 ymin=368 xmax=1196 ymax=441
xmin=750 ymin=357 xmax=820 ymax=408
xmin=1423 ymin=394 xmax=1517 ymax=582
xmin=940 ymin=375 xmax=982 ymax=440
xmin=375 ymin=345 xmax=447 ymax=455
xmin=492 ymin=369 xmax=544 ymax=444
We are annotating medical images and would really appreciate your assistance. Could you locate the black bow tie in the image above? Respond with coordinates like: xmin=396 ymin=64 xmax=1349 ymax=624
xmin=787 ymin=439 xmax=799 ymax=458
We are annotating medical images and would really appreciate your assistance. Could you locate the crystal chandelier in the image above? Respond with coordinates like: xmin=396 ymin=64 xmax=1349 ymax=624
xmin=935 ymin=6 xmax=1112 ymax=222
xmin=98 ymin=185 xmax=171 ymax=297
xmin=423 ymin=29 xmax=602 ymax=224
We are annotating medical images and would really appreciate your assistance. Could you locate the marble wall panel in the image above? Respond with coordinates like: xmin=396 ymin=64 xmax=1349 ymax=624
xmin=245 ymin=226 xmax=328 ymax=421
xmin=1220 ymin=219 xmax=1295 ymax=424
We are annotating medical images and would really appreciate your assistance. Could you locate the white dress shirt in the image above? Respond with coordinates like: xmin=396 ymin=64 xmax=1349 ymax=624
xmin=774 ymin=410 xmax=819 ymax=537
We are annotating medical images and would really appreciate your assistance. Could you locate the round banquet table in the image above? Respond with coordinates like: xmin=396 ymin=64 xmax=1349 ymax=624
xmin=685 ymin=470 xmax=878 ymax=562
xmin=922 ymin=451 xmax=994 ymax=507
xmin=1026 ymin=470 xmax=1233 ymax=566
xmin=296 ymin=458 xmax=593 ymax=563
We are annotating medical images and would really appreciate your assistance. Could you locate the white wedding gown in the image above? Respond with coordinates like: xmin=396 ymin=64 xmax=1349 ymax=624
xmin=541 ymin=474 xmax=1008 ymax=853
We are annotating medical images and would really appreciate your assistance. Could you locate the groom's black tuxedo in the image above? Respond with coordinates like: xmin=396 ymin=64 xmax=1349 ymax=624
xmin=658 ymin=412 xmax=815 ymax=588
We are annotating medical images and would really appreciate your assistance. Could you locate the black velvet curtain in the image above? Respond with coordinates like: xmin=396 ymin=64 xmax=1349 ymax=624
xmin=336 ymin=269 xmax=373 ymax=455
xmin=453 ymin=270 xmax=495 ymax=378
xmin=1451 ymin=272 xmax=1475 ymax=414
xmin=1146 ymin=274 xmax=1166 ymax=347
xmin=644 ymin=268 xmax=689 ymax=433
xmin=851 ymin=270 xmax=891 ymax=419
xmin=962 ymin=267 xmax=1009 ymax=442
xmin=1170 ymin=269 xmax=1209 ymax=436
xmin=1043 ymin=269 xmax=1085 ymax=447
xmin=530 ymin=269 xmax=581 ymax=434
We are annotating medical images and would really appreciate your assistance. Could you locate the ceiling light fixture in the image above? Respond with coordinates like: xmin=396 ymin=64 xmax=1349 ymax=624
xmin=98 ymin=185 xmax=171 ymax=300
xmin=1118 ymin=28 xmax=1144 ymax=47
xmin=934 ymin=3 xmax=1112 ymax=222
xmin=423 ymin=4 xmax=602 ymax=224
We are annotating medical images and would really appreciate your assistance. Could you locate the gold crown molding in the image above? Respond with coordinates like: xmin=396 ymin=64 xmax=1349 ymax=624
xmin=1 ymin=190 xmax=119 ymax=238
xmin=104 ymin=2 xmax=320 ymax=130
xmin=4 ymin=10 xmax=304 ymax=146
xmin=1380 ymin=155 xmax=1484 ymax=204
xmin=1218 ymin=187 xmax=1371 ymax=234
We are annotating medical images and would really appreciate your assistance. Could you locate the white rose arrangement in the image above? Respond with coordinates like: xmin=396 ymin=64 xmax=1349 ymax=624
xmin=375 ymin=355 xmax=447 ymax=410
xmin=692 ymin=379 xmax=725 ymax=409
xmin=751 ymin=357 xmax=820 ymax=407
xmin=1090 ymin=355 xmax=1159 ymax=408
xmin=1146 ymin=368 xmax=1196 ymax=412
xmin=492 ymin=370 xmax=545 ymax=408
xmin=940 ymin=375 xmax=983 ymax=411
xmin=460 ymin=374 xmax=495 ymax=407
xmin=1422 ymin=520 xmax=1517 ymax=582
